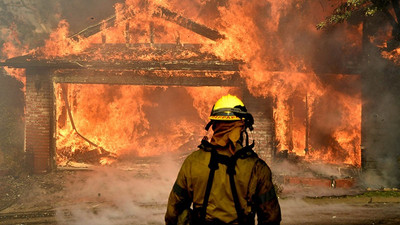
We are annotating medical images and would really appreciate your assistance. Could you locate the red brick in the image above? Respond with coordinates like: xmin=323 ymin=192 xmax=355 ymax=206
xmin=25 ymin=73 xmax=53 ymax=173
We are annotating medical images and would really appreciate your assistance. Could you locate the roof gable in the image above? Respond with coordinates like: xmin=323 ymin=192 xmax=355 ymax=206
xmin=0 ymin=3 xmax=234 ymax=69
xmin=69 ymin=5 xmax=224 ymax=42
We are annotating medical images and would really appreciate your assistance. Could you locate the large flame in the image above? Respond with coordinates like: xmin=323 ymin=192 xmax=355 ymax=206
xmin=4 ymin=0 xmax=363 ymax=166
xmin=56 ymin=84 xmax=234 ymax=165
xmin=205 ymin=0 xmax=362 ymax=166
xmin=1 ymin=24 xmax=28 ymax=85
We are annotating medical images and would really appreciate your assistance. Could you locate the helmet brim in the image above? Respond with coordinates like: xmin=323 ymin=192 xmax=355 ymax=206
xmin=209 ymin=115 xmax=242 ymax=121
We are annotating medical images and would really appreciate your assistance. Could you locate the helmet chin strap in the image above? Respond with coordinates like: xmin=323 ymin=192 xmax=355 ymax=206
xmin=243 ymin=127 xmax=255 ymax=148
xmin=205 ymin=121 xmax=214 ymax=131
xmin=232 ymin=112 xmax=254 ymax=131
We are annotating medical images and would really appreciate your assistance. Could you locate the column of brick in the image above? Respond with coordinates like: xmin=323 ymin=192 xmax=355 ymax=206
xmin=243 ymin=92 xmax=275 ymax=163
xmin=25 ymin=70 xmax=53 ymax=173
xmin=252 ymin=112 xmax=274 ymax=163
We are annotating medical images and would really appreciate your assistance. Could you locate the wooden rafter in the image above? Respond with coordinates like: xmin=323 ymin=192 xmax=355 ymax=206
xmin=0 ymin=57 xmax=241 ymax=71
xmin=69 ymin=5 xmax=224 ymax=41
xmin=53 ymin=70 xmax=243 ymax=87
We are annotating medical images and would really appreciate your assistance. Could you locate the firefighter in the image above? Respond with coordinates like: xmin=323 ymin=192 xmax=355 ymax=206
xmin=165 ymin=94 xmax=281 ymax=225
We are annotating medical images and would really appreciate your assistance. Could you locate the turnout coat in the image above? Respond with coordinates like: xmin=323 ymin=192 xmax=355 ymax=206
xmin=165 ymin=141 xmax=281 ymax=225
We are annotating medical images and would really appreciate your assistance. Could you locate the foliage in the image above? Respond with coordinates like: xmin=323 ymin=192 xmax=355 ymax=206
xmin=317 ymin=0 xmax=400 ymax=50
xmin=361 ymin=190 xmax=400 ymax=197
xmin=317 ymin=0 xmax=391 ymax=29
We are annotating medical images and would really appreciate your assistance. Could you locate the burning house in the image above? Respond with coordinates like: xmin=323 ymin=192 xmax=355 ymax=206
xmin=0 ymin=3 xmax=277 ymax=173
xmin=0 ymin=0 xmax=373 ymax=187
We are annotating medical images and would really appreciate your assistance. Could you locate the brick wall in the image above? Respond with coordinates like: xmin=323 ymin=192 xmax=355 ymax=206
xmin=243 ymin=93 xmax=275 ymax=163
xmin=252 ymin=112 xmax=275 ymax=163
xmin=25 ymin=69 xmax=54 ymax=173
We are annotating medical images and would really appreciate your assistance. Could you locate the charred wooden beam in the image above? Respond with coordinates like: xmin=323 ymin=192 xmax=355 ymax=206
xmin=153 ymin=6 xmax=225 ymax=41
xmin=1 ymin=57 xmax=240 ymax=71
xmin=1 ymin=58 xmax=80 ymax=69
xmin=69 ymin=15 xmax=117 ymax=41
xmin=86 ymin=43 xmax=204 ymax=50
xmin=68 ymin=5 xmax=223 ymax=42
xmin=1 ymin=58 xmax=363 ymax=75
xmin=53 ymin=70 xmax=243 ymax=87
xmin=90 ymin=60 xmax=240 ymax=71
xmin=0 ymin=56 xmax=82 ymax=69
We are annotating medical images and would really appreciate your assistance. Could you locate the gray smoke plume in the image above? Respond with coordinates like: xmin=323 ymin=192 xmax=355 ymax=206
xmin=55 ymin=155 xmax=181 ymax=225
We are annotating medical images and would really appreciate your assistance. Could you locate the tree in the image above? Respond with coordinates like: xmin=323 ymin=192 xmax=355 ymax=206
xmin=317 ymin=0 xmax=400 ymax=50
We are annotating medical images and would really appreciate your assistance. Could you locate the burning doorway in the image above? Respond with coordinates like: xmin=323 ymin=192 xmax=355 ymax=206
xmin=273 ymin=73 xmax=362 ymax=167
xmin=55 ymin=83 xmax=243 ymax=167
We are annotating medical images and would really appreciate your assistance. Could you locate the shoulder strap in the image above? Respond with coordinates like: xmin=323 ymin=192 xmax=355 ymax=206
xmin=226 ymin=152 xmax=245 ymax=224
xmin=200 ymin=148 xmax=218 ymax=223
xmin=199 ymin=140 xmax=257 ymax=224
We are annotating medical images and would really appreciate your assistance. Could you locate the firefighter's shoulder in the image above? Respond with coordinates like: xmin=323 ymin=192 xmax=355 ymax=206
xmin=253 ymin=158 xmax=273 ymax=176
xmin=182 ymin=148 xmax=210 ymax=166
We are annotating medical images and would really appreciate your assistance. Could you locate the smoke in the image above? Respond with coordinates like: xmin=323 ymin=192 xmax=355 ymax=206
xmin=0 ymin=0 xmax=123 ymax=57
xmin=56 ymin=155 xmax=181 ymax=225
xmin=0 ymin=0 xmax=61 ymax=55
xmin=361 ymin=91 xmax=400 ymax=188
xmin=356 ymin=13 xmax=400 ymax=188
xmin=58 ymin=0 xmax=122 ymax=34
xmin=0 ymin=69 xmax=24 ymax=173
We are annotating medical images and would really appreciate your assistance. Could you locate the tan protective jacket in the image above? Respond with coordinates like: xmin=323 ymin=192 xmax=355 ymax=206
xmin=165 ymin=143 xmax=281 ymax=225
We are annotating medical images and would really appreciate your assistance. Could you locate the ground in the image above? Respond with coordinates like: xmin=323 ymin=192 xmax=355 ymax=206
xmin=0 ymin=162 xmax=400 ymax=225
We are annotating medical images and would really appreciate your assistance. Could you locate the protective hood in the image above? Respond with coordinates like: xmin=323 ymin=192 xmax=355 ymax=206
xmin=210 ymin=121 xmax=245 ymax=154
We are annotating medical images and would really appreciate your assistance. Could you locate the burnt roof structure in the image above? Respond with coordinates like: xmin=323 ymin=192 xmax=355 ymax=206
xmin=1 ymin=4 xmax=243 ymax=86
xmin=0 ymin=5 xmax=254 ymax=173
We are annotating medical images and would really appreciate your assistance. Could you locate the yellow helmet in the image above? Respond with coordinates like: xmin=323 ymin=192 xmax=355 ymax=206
xmin=205 ymin=94 xmax=255 ymax=147
xmin=206 ymin=94 xmax=254 ymax=131
xmin=209 ymin=94 xmax=245 ymax=121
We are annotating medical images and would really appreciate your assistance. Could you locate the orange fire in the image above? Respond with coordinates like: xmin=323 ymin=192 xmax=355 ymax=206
xmin=382 ymin=48 xmax=400 ymax=64
xmin=4 ymin=0 xmax=363 ymax=167
xmin=370 ymin=21 xmax=399 ymax=65
xmin=39 ymin=20 xmax=91 ymax=58
xmin=1 ymin=24 xmax=28 ymax=85
xmin=55 ymin=84 xmax=234 ymax=166
xmin=204 ymin=0 xmax=362 ymax=166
